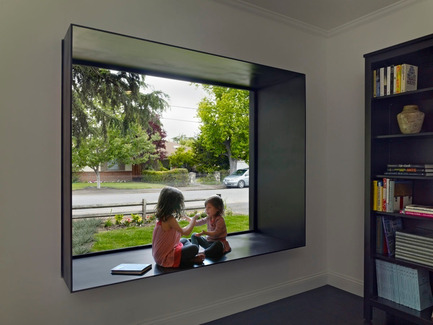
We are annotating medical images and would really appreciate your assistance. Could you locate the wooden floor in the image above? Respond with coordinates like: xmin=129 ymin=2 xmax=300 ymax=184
xmin=202 ymin=285 xmax=416 ymax=325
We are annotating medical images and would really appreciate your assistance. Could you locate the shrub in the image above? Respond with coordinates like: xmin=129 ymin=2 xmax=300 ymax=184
xmin=104 ymin=218 xmax=114 ymax=227
xmin=72 ymin=218 xmax=103 ymax=255
xmin=114 ymin=214 xmax=124 ymax=225
xmin=141 ymin=168 xmax=189 ymax=187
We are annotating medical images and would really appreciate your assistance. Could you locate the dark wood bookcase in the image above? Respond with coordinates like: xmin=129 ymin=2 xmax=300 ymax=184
xmin=364 ymin=34 xmax=433 ymax=324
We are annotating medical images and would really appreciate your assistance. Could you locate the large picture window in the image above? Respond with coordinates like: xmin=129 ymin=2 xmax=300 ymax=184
xmin=63 ymin=25 xmax=305 ymax=292
xmin=71 ymin=68 xmax=251 ymax=255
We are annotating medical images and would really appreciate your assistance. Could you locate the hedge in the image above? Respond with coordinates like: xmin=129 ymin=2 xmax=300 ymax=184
xmin=141 ymin=168 xmax=189 ymax=187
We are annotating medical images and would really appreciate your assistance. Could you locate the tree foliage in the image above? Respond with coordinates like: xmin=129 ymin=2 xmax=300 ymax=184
xmin=71 ymin=65 xmax=169 ymax=187
xmin=197 ymin=85 xmax=249 ymax=173
xmin=192 ymin=134 xmax=229 ymax=173
xmin=168 ymin=146 xmax=196 ymax=171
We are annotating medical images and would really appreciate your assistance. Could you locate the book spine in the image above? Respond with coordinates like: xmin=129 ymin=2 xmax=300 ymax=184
xmin=388 ymin=179 xmax=395 ymax=212
xmin=384 ymin=171 xmax=428 ymax=176
xmin=376 ymin=69 xmax=380 ymax=97
xmin=378 ymin=180 xmax=383 ymax=211
xmin=387 ymin=163 xmax=424 ymax=168
xmin=387 ymin=164 xmax=433 ymax=168
xmin=401 ymin=64 xmax=406 ymax=93
xmin=387 ymin=168 xmax=431 ymax=172
xmin=405 ymin=205 xmax=433 ymax=212
xmin=401 ymin=64 xmax=418 ymax=92
xmin=373 ymin=180 xmax=378 ymax=211
xmin=380 ymin=67 xmax=385 ymax=96
xmin=386 ymin=66 xmax=391 ymax=95
xmin=404 ymin=210 xmax=433 ymax=218
xmin=395 ymin=65 xmax=401 ymax=94
xmin=390 ymin=65 xmax=394 ymax=95
xmin=376 ymin=217 xmax=383 ymax=254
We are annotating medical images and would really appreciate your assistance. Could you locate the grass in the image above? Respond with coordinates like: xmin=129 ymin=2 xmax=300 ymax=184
xmin=89 ymin=214 xmax=249 ymax=253
xmin=72 ymin=182 xmax=165 ymax=190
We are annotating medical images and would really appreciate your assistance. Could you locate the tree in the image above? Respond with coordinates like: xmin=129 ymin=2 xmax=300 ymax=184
xmin=192 ymin=134 xmax=229 ymax=173
xmin=197 ymin=85 xmax=249 ymax=173
xmin=168 ymin=146 xmax=196 ymax=171
xmin=72 ymin=65 xmax=169 ymax=187
xmin=73 ymin=124 xmax=159 ymax=187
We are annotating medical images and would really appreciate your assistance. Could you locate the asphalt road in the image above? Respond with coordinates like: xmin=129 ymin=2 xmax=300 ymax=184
xmin=72 ymin=185 xmax=249 ymax=216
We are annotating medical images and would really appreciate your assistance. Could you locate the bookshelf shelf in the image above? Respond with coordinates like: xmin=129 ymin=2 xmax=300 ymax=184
xmin=373 ymin=86 xmax=433 ymax=101
xmin=374 ymin=211 xmax=433 ymax=221
xmin=365 ymin=34 xmax=433 ymax=324
xmin=374 ymin=132 xmax=433 ymax=140
xmin=375 ymin=175 xmax=433 ymax=180
xmin=370 ymin=297 xmax=433 ymax=325
xmin=374 ymin=254 xmax=433 ymax=273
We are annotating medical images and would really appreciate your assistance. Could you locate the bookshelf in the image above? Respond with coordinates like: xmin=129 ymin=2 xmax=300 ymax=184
xmin=365 ymin=34 xmax=433 ymax=324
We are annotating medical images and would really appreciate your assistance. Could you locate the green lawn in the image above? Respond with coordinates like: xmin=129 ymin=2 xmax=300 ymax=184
xmin=90 ymin=214 xmax=249 ymax=253
xmin=72 ymin=182 xmax=165 ymax=190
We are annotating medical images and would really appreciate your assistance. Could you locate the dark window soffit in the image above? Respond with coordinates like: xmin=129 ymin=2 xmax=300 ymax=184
xmin=71 ymin=24 xmax=302 ymax=90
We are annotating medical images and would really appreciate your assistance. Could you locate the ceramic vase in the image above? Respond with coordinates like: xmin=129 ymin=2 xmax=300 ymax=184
xmin=397 ymin=105 xmax=424 ymax=134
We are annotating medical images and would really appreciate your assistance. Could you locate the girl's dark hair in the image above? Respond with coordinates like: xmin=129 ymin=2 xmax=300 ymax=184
xmin=205 ymin=195 xmax=224 ymax=216
xmin=155 ymin=186 xmax=185 ymax=222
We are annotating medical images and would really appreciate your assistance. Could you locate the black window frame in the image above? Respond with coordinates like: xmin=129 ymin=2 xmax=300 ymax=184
xmin=62 ymin=24 xmax=306 ymax=292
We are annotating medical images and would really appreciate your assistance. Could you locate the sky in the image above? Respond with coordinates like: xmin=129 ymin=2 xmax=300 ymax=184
xmin=145 ymin=75 xmax=208 ymax=141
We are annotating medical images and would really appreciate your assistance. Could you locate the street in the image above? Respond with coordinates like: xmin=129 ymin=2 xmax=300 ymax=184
xmin=72 ymin=186 xmax=249 ymax=216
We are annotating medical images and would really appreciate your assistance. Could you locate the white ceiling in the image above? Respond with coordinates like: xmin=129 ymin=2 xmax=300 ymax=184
xmin=218 ymin=0 xmax=414 ymax=34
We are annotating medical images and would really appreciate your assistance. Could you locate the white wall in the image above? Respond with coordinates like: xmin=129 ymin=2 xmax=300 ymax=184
xmin=325 ymin=0 xmax=433 ymax=292
xmin=0 ymin=1 xmax=328 ymax=324
xmin=7 ymin=0 xmax=431 ymax=323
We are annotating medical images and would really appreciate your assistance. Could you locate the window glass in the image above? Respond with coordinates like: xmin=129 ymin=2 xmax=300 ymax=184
xmin=71 ymin=67 xmax=250 ymax=255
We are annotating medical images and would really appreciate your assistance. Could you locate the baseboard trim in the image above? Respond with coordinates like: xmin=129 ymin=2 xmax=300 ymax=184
xmin=139 ymin=271 xmax=328 ymax=325
xmin=327 ymin=270 xmax=364 ymax=297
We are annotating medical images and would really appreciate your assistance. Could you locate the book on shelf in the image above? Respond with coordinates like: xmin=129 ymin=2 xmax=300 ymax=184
xmin=382 ymin=178 xmax=387 ymax=211
xmin=385 ymin=171 xmax=433 ymax=176
xmin=386 ymin=66 xmax=393 ymax=95
xmin=396 ymin=228 xmax=433 ymax=268
xmin=110 ymin=263 xmax=152 ymax=275
xmin=381 ymin=216 xmax=403 ymax=257
xmin=375 ymin=259 xmax=433 ymax=311
xmin=387 ymin=163 xmax=433 ymax=169
xmin=396 ymin=241 xmax=433 ymax=256
xmin=386 ymin=167 xmax=433 ymax=173
xmin=380 ymin=67 xmax=385 ymax=96
xmin=394 ymin=65 xmax=401 ymax=94
xmin=403 ymin=204 xmax=433 ymax=218
xmin=372 ymin=179 xmax=412 ymax=212
xmin=396 ymin=228 xmax=433 ymax=242
xmin=374 ymin=69 xmax=380 ymax=97
xmin=401 ymin=63 xmax=418 ymax=93
xmin=405 ymin=204 xmax=433 ymax=212
xmin=373 ymin=64 xmax=417 ymax=97
xmin=385 ymin=164 xmax=433 ymax=176
xmin=404 ymin=210 xmax=433 ymax=218
xmin=376 ymin=216 xmax=388 ymax=255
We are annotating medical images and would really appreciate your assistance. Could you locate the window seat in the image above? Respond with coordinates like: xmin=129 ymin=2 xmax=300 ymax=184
xmin=72 ymin=232 xmax=292 ymax=292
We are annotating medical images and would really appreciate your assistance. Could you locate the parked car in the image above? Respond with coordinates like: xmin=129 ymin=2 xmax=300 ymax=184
xmin=223 ymin=168 xmax=249 ymax=188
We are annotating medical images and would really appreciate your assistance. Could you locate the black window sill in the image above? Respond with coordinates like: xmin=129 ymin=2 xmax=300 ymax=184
xmin=72 ymin=232 xmax=296 ymax=292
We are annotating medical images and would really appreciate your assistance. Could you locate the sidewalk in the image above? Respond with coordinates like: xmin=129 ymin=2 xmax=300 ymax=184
xmin=74 ymin=183 xmax=226 ymax=195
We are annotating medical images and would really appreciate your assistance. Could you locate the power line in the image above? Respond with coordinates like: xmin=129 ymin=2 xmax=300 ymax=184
xmin=169 ymin=105 xmax=198 ymax=110
xmin=161 ymin=117 xmax=201 ymax=124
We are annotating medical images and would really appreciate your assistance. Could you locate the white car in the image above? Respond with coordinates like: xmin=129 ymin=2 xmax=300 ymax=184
xmin=223 ymin=168 xmax=249 ymax=188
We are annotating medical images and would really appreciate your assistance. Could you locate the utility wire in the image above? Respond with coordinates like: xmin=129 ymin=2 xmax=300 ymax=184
xmin=161 ymin=117 xmax=201 ymax=124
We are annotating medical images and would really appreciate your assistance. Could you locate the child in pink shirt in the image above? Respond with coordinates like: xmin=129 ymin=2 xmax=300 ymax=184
xmin=190 ymin=195 xmax=231 ymax=259
xmin=152 ymin=187 xmax=204 ymax=267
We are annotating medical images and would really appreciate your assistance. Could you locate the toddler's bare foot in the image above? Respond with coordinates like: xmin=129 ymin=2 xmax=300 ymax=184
xmin=192 ymin=253 xmax=205 ymax=264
